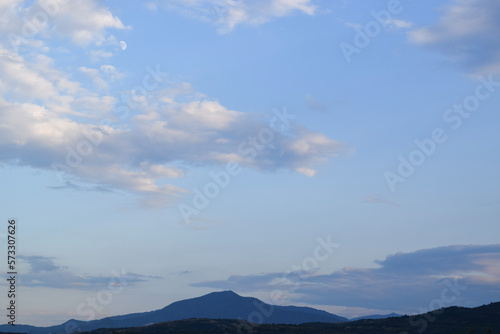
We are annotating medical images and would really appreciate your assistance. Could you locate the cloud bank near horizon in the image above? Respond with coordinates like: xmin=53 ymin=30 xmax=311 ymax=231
xmin=192 ymin=244 xmax=500 ymax=313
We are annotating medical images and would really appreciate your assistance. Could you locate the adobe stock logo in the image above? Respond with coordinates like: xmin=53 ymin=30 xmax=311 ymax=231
xmin=230 ymin=235 xmax=339 ymax=334
xmin=385 ymin=75 xmax=500 ymax=192
xmin=7 ymin=0 xmax=68 ymax=51
xmin=404 ymin=278 xmax=466 ymax=334
xmin=339 ymin=0 xmax=404 ymax=64
xmin=51 ymin=65 xmax=168 ymax=183
xmin=178 ymin=108 xmax=296 ymax=226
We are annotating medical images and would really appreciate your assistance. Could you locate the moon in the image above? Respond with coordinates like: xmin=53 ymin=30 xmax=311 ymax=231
xmin=119 ymin=41 xmax=127 ymax=51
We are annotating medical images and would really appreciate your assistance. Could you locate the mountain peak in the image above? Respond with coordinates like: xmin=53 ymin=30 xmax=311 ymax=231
xmin=2 ymin=291 xmax=346 ymax=333
xmin=208 ymin=290 xmax=240 ymax=297
xmin=193 ymin=290 xmax=248 ymax=303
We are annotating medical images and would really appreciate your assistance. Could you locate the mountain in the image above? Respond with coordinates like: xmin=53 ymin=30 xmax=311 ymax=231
xmin=0 ymin=291 xmax=347 ymax=334
xmin=350 ymin=312 xmax=401 ymax=320
xmin=331 ymin=302 xmax=500 ymax=334
xmin=78 ymin=302 xmax=500 ymax=334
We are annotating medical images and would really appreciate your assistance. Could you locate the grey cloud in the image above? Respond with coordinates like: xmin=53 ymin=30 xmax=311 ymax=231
xmin=48 ymin=181 xmax=114 ymax=193
xmin=16 ymin=256 xmax=161 ymax=290
xmin=18 ymin=255 xmax=65 ymax=273
xmin=375 ymin=244 xmax=500 ymax=275
xmin=409 ymin=0 xmax=500 ymax=75
xmin=192 ymin=244 xmax=500 ymax=313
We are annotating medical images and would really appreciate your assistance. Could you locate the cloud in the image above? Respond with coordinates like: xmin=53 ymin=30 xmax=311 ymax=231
xmin=16 ymin=256 xmax=161 ymax=290
xmin=46 ymin=0 xmax=129 ymax=47
xmin=0 ymin=43 xmax=346 ymax=208
xmin=89 ymin=50 xmax=114 ymax=62
xmin=343 ymin=18 xmax=412 ymax=32
xmin=192 ymin=244 xmax=500 ymax=313
xmin=0 ymin=0 xmax=24 ymax=34
xmin=79 ymin=65 xmax=124 ymax=90
xmin=390 ymin=19 xmax=412 ymax=29
xmin=305 ymin=94 xmax=327 ymax=112
xmin=409 ymin=0 xmax=500 ymax=75
xmin=48 ymin=180 xmax=114 ymax=193
xmin=0 ymin=0 xmax=128 ymax=64
xmin=0 ymin=1 xmax=345 ymax=209
xmin=155 ymin=0 xmax=316 ymax=33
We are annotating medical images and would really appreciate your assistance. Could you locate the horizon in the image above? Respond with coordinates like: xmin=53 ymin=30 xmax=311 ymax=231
xmin=0 ymin=0 xmax=499 ymax=328
xmin=3 ymin=289 xmax=499 ymax=328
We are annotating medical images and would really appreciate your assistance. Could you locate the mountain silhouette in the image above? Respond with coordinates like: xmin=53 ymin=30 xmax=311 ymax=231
xmin=350 ymin=312 xmax=401 ymax=320
xmin=79 ymin=302 xmax=500 ymax=334
xmin=0 ymin=291 xmax=347 ymax=333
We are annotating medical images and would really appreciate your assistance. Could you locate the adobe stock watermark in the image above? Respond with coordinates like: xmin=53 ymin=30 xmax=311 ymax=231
xmin=51 ymin=65 xmax=168 ymax=183
xmin=53 ymin=268 xmax=129 ymax=334
xmin=7 ymin=0 xmax=67 ymax=52
xmin=340 ymin=0 xmax=406 ymax=64
xmin=178 ymin=107 xmax=296 ymax=226
xmin=231 ymin=235 xmax=340 ymax=334
xmin=385 ymin=74 xmax=500 ymax=192
xmin=401 ymin=278 xmax=467 ymax=334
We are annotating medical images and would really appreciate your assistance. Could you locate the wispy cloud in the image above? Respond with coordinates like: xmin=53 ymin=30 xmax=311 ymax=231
xmin=192 ymin=244 xmax=500 ymax=312
xmin=409 ymin=0 xmax=500 ymax=76
xmin=48 ymin=180 xmax=114 ymax=193
xmin=306 ymin=94 xmax=328 ymax=112
xmin=16 ymin=255 xmax=161 ymax=290
xmin=152 ymin=0 xmax=316 ymax=33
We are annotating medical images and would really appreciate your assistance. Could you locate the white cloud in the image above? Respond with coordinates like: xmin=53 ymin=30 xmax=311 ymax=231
xmin=0 ymin=0 xmax=24 ymax=34
xmin=89 ymin=50 xmax=114 ymax=62
xmin=0 ymin=0 xmax=128 ymax=66
xmin=0 ymin=69 xmax=345 ymax=209
xmin=100 ymin=64 xmax=124 ymax=81
xmin=140 ymin=162 xmax=184 ymax=178
xmin=0 ymin=0 xmax=130 ymax=46
xmin=295 ymin=167 xmax=316 ymax=177
xmin=79 ymin=65 xmax=124 ymax=90
xmin=79 ymin=67 xmax=107 ymax=90
xmin=169 ymin=100 xmax=242 ymax=130
xmin=409 ymin=0 xmax=500 ymax=75
xmin=47 ymin=0 xmax=129 ymax=46
xmin=0 ymin=72 xmax=345 ymax=207
xmin=0 ymin=5 xmax=345 ymax=208
xmin=156 ymin=0 xmax=316 ymax=33
xmin=390 ymin=19 xmax=412 ymax=29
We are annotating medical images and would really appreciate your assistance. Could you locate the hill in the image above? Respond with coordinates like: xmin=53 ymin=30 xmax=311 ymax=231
xmin=350 ymin=312 xmax=401 ymax=321
xmin=80 ymin=301 xmax=500 ymax=334
xmin=0 ymin=291 xmax=346 ymax=334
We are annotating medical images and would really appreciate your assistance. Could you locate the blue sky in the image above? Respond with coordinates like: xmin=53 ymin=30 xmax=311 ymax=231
xmin=0 ymin=0 xmax=499 ymax=326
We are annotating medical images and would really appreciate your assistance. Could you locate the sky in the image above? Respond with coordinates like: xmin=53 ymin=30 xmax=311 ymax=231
xmin=0 ymin=0 xmax=499 ymax=327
